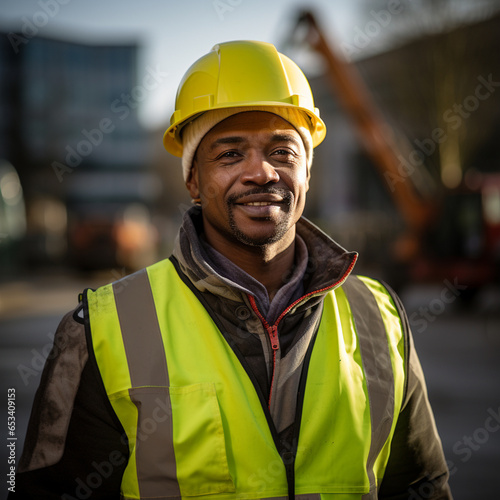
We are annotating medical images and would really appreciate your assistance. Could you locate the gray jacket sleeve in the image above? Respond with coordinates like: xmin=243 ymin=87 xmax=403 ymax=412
xmin=10 ymin=306 xmax=128 ymax=499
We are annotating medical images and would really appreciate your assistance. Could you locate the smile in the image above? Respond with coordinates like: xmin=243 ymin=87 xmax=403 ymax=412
xmin=242 ymin=202 xmax=278 ymax=206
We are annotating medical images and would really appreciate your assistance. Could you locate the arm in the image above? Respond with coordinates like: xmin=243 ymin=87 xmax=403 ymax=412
xmin=378 ymin=292 xmax=453 ymax=499
xmin=10 ymin=306 xmax=128 ymax=499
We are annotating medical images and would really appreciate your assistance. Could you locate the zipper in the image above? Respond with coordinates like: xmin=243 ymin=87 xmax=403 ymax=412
xmin=247 ymin=252 xmax=357 ymax=409
xmin=273 ymin=252 xmax=358 ymax=326
xmin=246 ymin=253 xmax=358 ymax=499
xmin=169 ymin=255 xmax=292 ymax=494
xmin=248 ymin=295 xmax=280 ymax=410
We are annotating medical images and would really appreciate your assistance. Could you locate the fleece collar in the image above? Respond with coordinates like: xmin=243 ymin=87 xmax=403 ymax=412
xmin=172 ymin=206 xmax=357 ymax=313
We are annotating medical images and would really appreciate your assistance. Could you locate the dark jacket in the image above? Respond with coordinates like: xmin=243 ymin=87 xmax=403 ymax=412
xmin=11 ymin=207 xmax=452 ymax=499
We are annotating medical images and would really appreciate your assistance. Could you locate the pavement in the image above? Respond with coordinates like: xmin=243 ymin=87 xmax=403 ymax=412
xmin=0 ymin=267 xmax=126 ymax=320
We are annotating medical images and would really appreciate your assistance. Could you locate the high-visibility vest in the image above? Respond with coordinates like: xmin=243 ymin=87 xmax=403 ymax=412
xmin=85 ymin=257 xmax=406 ymax=500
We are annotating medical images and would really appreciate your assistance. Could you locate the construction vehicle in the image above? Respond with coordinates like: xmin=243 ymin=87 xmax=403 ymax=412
xmin=289 ymin=11 xmax=500 ymax=290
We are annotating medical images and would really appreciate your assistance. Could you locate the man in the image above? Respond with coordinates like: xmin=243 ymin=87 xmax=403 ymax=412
xmin=13 ymin=41 xmax=452 ymax=499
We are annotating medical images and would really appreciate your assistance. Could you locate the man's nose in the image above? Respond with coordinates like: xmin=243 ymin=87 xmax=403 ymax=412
xmin=240 ymin=153 xmax=280 ymax=185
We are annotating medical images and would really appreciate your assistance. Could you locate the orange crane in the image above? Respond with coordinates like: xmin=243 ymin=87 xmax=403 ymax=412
xmin=289 ymin=11 xmax=500 ymax=288
xmin=290 ymin=11 xmax=436 ymax=260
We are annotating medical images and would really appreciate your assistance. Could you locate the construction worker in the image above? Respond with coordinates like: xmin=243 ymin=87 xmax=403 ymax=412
xmin=12 ymin=41 xmax=452 ymax=499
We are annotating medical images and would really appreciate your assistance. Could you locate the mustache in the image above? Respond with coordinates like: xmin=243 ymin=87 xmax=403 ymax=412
xmin=226 ymin=187 xmax=293 ymax=206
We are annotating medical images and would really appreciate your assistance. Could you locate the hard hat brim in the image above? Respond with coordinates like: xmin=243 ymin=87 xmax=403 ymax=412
xmin=163 ymin=102 xmax=326 ymax=157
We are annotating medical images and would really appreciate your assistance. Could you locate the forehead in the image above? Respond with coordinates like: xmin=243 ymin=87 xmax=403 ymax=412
xmin=201 ymin=111 xmax=301 ymax=145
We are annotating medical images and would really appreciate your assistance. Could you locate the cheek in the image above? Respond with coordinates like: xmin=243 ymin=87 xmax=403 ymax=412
xmin=300 ymin=171 xmax=310 ymax=192
xmin=199 ymin=168 xmax=236 ymax=204
xmin=288 ymin=169 xmax=309 ymax=197
xmin=201 ymin=181 xmax=223 ymax=204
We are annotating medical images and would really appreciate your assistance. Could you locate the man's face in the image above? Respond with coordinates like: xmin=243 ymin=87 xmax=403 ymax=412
xmin=187 ymin=111 xmax=310 ymax=254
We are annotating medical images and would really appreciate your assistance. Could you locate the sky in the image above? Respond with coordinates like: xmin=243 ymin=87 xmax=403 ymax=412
xmin=0 ymin=0 xmax=378 ymax=129
xmin=0 ymin=0 xmax=496 ymax=129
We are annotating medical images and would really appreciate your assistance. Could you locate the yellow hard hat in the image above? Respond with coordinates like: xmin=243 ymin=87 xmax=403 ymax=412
xmin=163 ymin=40 xmax=326 ymax=157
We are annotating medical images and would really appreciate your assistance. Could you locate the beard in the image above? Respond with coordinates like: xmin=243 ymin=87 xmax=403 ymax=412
xmin=225 ymin=187 xmax=294 ymax=247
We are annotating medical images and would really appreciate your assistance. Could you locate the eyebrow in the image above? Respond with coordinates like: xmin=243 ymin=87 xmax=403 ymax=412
xmin=270 ymin=134 xmax=302 ymax=149
xmin=208 ymin=133 xmax=302 ymax=152
xmin=209 ymin=136 xmax=245 ymax=152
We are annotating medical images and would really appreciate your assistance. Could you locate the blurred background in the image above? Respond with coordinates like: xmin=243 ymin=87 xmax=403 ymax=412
xmin=0 ymin=0 xmax=499 ymax=498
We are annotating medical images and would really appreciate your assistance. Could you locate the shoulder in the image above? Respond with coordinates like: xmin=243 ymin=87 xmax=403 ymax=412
xmin=342 ymin=274 xmax=408 ymax=321
xmin=50 ymin=304 xmax=88 ymax=372
xmin=342 ymin=275 xmax=411 ymax=393
xmin=18 ymin=304 xmax=89 ymax=473
xmin=40 ymin=303 xmax=89 ymax=394
xmin=86 ymin=258 xmax=178 ymax=304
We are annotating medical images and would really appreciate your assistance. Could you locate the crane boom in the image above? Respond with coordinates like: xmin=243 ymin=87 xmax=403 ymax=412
xmin=293 ymin=11 xmax=435 ymax=233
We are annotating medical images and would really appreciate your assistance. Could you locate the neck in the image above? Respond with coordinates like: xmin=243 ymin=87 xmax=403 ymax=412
xmin=206 ymin=231 xmax=297 ymax=301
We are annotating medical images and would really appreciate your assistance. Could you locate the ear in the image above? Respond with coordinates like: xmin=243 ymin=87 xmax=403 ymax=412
xmin=305 ymin=163 xmax=310 ymax=193
xmin=185 ymin=160 xmax=200 ymax=200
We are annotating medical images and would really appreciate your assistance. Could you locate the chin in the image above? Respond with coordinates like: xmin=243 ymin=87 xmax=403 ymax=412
xmin=232 ymin=224 xmax=292 ymax=248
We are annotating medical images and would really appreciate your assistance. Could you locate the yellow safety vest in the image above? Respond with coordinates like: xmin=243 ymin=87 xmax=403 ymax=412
xmin=85 ymin=257 xmax=406 ymax=500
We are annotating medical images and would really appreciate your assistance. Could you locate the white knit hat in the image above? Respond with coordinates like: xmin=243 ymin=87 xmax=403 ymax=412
xmin=180 ymin=106 xmax=314 ymax=181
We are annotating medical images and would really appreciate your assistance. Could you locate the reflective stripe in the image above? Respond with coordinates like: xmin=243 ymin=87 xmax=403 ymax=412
xmin=96 ymin=263 xmax=402 ymax=498
xmin=113 ymin=270 xmax=169 ymax=387
xmin=267 ymin=496 xmax=320 ymax=500
xmin=342 ymin=276 xmax=395 ymax=499
xmin=113 ymin=269 xmax=181 ymax=498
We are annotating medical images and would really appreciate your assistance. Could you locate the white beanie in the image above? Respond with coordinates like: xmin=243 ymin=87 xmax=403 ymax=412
xmin=180 ymin=106 xmax=314 ymax=181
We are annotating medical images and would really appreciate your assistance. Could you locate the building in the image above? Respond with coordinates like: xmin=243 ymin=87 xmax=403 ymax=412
xmin=298 ymin=10 xmax=500 ymax=283
xmin=0 ymin=32 xmax=158 ymax=271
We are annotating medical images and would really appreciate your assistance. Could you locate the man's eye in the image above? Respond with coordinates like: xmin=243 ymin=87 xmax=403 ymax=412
xmin=272 ymin=148 xmax=297 ymax=159
xmin=218 ymin=151 xmax=240 ymax=159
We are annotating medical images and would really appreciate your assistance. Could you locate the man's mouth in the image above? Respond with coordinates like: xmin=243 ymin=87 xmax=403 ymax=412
xmin=234 ymin=196 xmax=284 ymax=217
xmin=241 ymin=201 xmax=279 ymax=206
xmin=227 ymin=188 xmax=293 ymax=216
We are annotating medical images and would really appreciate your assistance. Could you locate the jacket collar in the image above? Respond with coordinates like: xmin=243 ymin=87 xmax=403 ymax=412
xmin=172 ymin=206 xmax=357 ymax=309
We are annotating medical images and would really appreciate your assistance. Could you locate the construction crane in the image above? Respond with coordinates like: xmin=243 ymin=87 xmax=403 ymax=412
xmin=288 ymin=10 xmax=500 ymax=289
